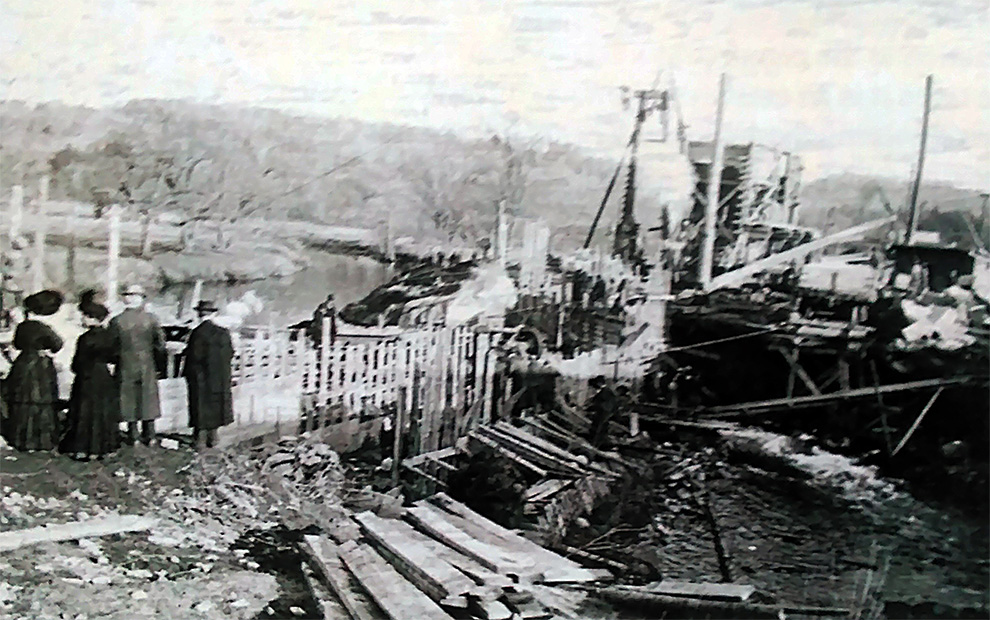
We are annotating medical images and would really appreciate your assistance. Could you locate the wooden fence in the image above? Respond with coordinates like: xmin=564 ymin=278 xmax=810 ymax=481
xmin=160 ymin=320 xmax=501 ymax=456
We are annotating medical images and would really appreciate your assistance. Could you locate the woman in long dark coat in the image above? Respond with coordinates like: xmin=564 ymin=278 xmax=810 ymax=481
xmin=1 ymin=291 xmax=64 ymax=452
xmin=59 ymin=303 xmax=119 ymax=460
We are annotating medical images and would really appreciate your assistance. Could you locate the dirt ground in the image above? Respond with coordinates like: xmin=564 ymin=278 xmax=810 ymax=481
xmin=0 ymin=440 xmax=334 ymax=620
xmin=560 ymin=425 xmax=990 ymax=619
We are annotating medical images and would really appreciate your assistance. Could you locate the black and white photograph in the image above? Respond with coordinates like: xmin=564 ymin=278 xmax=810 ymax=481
xmin=0 ymin=1 xmax=987 ymax=618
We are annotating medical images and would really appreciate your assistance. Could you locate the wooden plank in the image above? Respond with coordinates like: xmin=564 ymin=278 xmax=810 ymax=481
xmin=708 ymin=376 xmax=977 ymax=416
xmin=476 ymin=427 xmax=585 ymax=476
xmin=892 ymin=387 xmax=944 ymax=456
xmin=525 ymin=479 xmax=574 ymax=503
xmin=301 ymin=535 xmax=382 ymax=620
xmin=0 ymin=515 xmax=157 ymax=552
xmin=354 ymin=511 xmax=479 ymax=603
xmin=469 ymin=431 xmax=550 ymax=477
xmin=427 ymin=494 xmax=600 ymax=583
xmin=405 ymin=504 xmax=526 ymax=575
xmin=402 ymin=462 xmax=448 ymax=487
xmin=494 ymin=422 xmax=587 ymax=465
xmin=402 ymin=446 xmax=460 ymax=468
xmin=300 ymin=560 xmax=351 ymax=620
xmin=644 ymin=580 xmax=756 ymax=602
xmin=337 ymin=540 xmax=452 ymax=620
xmin=372 ymin=514 xmax=511 ymax=598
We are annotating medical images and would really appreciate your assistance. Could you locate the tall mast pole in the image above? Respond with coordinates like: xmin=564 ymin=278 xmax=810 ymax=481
xmin=700 ymin=73 xmax=726 ymax=290
xmin=905 ymin=75 xmax=932 ymax=245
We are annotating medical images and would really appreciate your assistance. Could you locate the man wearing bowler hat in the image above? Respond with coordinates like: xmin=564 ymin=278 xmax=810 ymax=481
xmin=183 ymin=300 xmax=233 ymax=449
xmin=108 ymin=284 xmax=166 ymax=446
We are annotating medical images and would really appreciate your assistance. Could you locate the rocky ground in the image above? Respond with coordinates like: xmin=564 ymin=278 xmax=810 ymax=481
xmin=0 ymin=435 xmax=355 ymax=620
xmin=557 ymin=424 xmax=990 ymax=619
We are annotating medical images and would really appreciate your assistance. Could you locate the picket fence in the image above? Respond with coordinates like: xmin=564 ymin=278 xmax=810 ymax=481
xmin=159 ymin=319 xmax=501 ymax=456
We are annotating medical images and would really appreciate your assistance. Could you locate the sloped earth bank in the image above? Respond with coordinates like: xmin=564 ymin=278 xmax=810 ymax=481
xmin=560 ymin=425 xmax=989 ymax=619
xmin=0 ymin=436 xmax=351 ymax=620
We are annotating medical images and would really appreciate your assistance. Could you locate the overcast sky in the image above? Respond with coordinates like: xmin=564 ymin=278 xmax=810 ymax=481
xmin=2 ymin=0 xmax=987 ymax=188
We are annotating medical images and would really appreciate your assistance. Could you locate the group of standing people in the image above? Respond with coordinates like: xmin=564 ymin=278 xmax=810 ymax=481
xmin=1 ymin=285 xmax=235 ymax=459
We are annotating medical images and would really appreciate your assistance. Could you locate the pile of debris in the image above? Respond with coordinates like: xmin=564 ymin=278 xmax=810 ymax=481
xmin=171 ymin=435 xmax=350 ymax=532
xmin=301 ymin=493 xmax=611 ymax=619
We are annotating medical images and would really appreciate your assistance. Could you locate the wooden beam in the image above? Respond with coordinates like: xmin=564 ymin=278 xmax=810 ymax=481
xmin=774 ymin=347 xmax=821 ymax=396
xmin=402 ymin=462 xmax=448 ymax=487
xmin=0 ymin=515 xmax=157 ymax=552
xmin=354 ymin=511 xmax=479 ymax=604
xmin=892 ymin=387 xmax=944 ymax=457
xmin=708 ymin=376 xmax=977 ymax=417
xmin=402 ymin=446 xmax=460 ymax=468
xmin=469 ymin=431 xmax=549 ymax=477
xmin=301 ymin=535 xmax=381 ymax=620
xmin=405 ymin=504 xmax=521 ymax=574
xmin=300 ymin=560 xmax=352 ymax=620
xmin=337 ymin=540 xmax=452 ymax=620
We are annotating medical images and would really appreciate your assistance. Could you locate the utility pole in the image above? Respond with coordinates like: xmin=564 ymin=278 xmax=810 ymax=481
xmin=700 ymin=74 xmax=727 ymax=290
xmin=905 ymin=75 xmax=933 ymax=245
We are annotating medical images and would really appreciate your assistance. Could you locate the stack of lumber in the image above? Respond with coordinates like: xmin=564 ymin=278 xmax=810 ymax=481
xmin=302 ymin=493 xmax=611 ymax=620
xmin=469 ymin=422 xmax=618 ymax=479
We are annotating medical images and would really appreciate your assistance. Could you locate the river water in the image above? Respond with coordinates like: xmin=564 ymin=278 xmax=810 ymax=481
xmin=155 ymin=253 xmax=391 ymax=328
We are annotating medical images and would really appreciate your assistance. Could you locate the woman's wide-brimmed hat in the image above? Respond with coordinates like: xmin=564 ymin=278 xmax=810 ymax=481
xmin=194 ymin=300 xmax=219 ymax=314
xmin=81 ymin=302 xmax=109 ymax=322
xmin=24 ymin=289 xmax=64 ymax=316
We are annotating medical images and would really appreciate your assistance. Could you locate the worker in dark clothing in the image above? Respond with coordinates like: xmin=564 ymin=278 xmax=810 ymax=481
xmin=587 ymin=376 xmax=618 ymax=449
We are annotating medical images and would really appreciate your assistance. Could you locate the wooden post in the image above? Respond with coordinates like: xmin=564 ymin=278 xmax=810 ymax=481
xmin=700 ymin=74 xmax=726 ymax=290
xmin=392 ymin=387 xmax=406 ymax=486
xmin=107 ymin=205 xmax=121 ymax=311
xmin=318 ymin=317 xmax=331 ymax=427
xmin=905 ymin=75 xmax=933 ymax=245
xmin=892 ymin=387 xmax=943 ymax=457
xmin=32 ymin=176 xmax=49 ymax=292
xmin=9 ymin=185 xmax=23 ymax=241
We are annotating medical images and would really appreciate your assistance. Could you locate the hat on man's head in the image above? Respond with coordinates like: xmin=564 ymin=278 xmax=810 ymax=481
xmin=24 ymin=289 xmax=64 ymax=316
xmin=195 ymin=300 xmax=219 ymax=314
xmin=123 ymin=284 xmax=145 ymax=297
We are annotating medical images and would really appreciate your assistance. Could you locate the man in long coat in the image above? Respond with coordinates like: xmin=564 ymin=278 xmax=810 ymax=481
xmin=108 ymin=284 xmax=166 ymax=446
xmin=182 ymin=300 xmax=233 ymax=449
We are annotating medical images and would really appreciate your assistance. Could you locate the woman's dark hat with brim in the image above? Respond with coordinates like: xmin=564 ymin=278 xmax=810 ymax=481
xmin=80 ymin=301 xmax=109 ymax=322
xmin=195 ymin=300 xmax=219 ymax=314
xmin=24 ymin=290 xmax=64 ymax=316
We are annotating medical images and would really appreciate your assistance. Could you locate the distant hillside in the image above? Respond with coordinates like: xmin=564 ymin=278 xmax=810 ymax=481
xmin=0 ymin=100 xmax=627 ymax=252
xmin=799 ymin=173 xmax=988 ymax=250
xmin=2 ymin=100 xmax=985 ymax=255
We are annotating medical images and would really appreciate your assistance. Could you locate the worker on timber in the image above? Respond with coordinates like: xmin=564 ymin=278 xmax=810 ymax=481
xmin=908 ymin=259 xmax=930 ymax=299
xmin=587 ymin=376 xmax=618 ymax=448
xmin=183 ymin=300 xmax=234 ymax=449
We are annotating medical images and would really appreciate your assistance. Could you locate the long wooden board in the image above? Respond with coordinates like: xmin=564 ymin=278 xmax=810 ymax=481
xmin=0 ymin=515 xmax=157 ymax=552
xmin=301 ymin=535 xmax=383 ymax=620
xmin=354 ymin=511 xmax=479 ymax=602
xmin=338 ymin=540 xmax=453 ymax=620
xmin=405 ymin=504 xmax=526 ymax=575
xmin=427 ymin=494 xmax=602 ymax=583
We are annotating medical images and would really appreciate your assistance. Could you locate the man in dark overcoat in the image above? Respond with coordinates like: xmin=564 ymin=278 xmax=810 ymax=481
xmin=108 ymin=284 xmax=166 ymax=446
xmin=182 ymin=300 xmax=233 ymax=449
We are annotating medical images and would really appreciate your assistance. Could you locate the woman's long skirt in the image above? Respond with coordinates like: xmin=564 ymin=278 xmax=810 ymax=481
xmin=59 ymin=365 xmax=119 ymax=457
xmin=1 ymin=352 xmax=60 ymax=451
